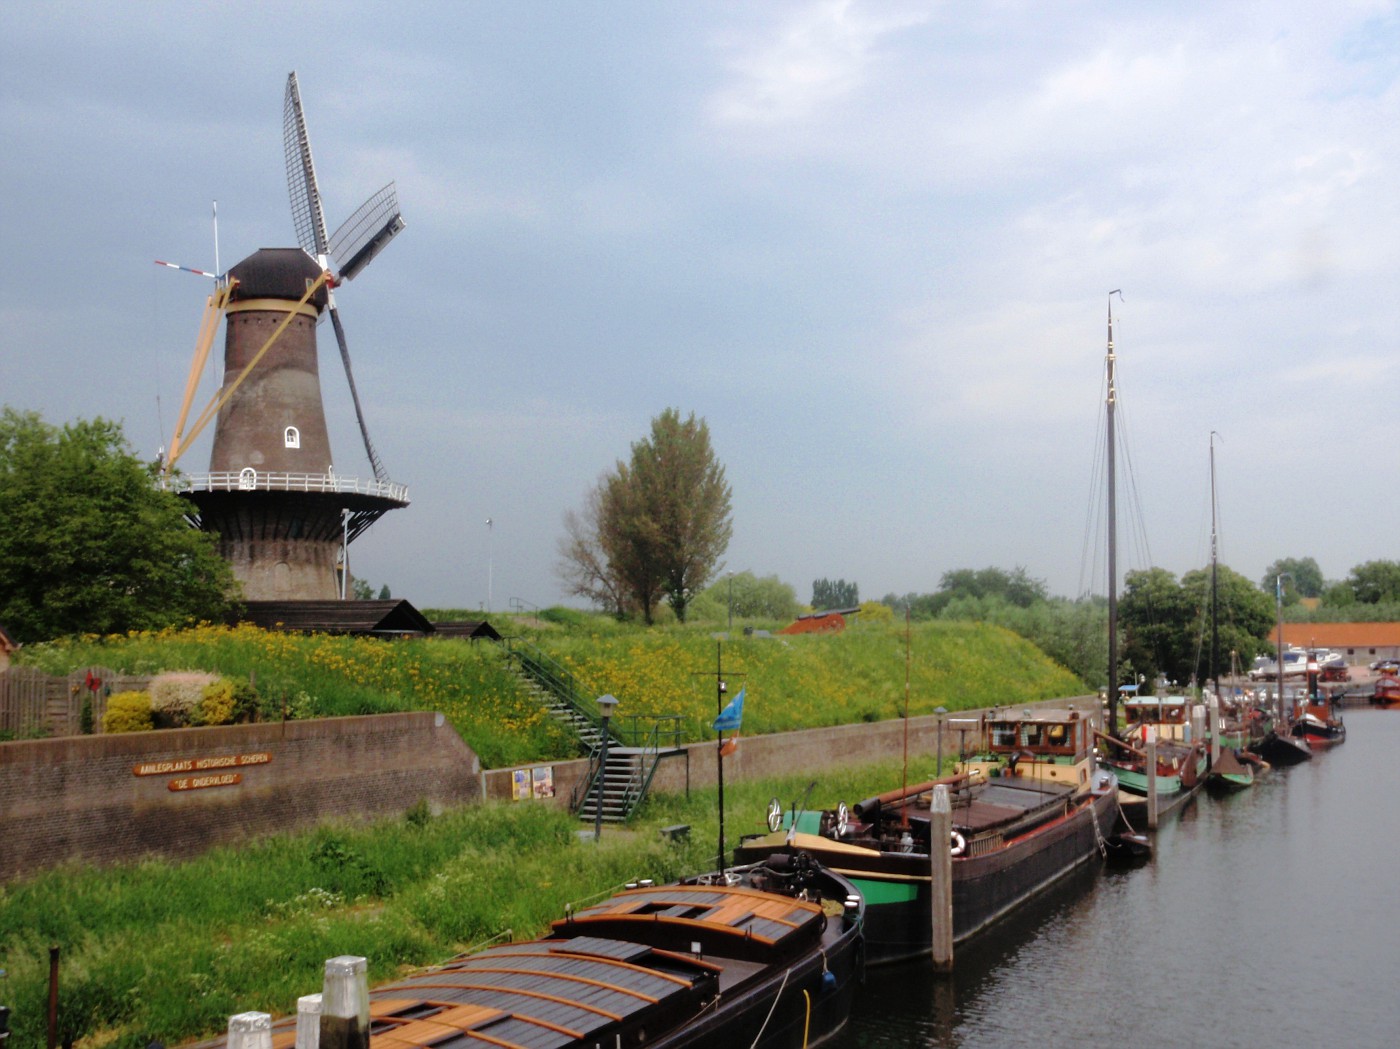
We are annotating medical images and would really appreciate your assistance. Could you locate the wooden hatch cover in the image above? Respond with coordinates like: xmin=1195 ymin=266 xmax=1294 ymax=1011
xmin=349 ymin=934 xmax=719 ymax=1048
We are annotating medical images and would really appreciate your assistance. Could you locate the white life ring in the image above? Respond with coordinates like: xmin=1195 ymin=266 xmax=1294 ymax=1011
xmin=835 ymin=801 xmax=850 ymax=837
xmin=950 ymin=830 xmax=967 ymax=857
xmin=765 ymin=797 xmax=783 ymax=833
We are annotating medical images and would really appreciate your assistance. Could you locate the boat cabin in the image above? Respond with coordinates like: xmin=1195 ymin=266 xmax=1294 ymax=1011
xmin=1122 ymin=697 xmax=1198 ymax=744
xmin=956 ymin=709 xmax=1094 ymax=790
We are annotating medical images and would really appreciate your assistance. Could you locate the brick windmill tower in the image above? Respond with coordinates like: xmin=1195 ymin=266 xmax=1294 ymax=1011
xmin=161 ymin=73 xmax=408 ymax=600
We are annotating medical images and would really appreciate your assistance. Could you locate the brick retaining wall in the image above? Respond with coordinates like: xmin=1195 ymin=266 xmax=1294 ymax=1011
xmin=484 ymin=696 xmax=1102 ymax=810
xmin=0 ymin=712 xmax=483 ymax=883
xmin=3 ymin=698 xmax=1099 ymax=882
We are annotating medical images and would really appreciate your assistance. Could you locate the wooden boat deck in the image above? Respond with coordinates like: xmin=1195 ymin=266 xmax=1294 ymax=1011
xmin=956 ymin=781 xmax=1071 ymax=829
xmin=230 ymin=881 xmax=836 ymax=1049
xmin=559 ymin=882 xmax=824 ymax=951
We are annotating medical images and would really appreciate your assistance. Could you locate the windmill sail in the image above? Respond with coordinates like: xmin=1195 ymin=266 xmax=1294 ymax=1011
xmin=283 ymin=73 xmax=331 ymax=259
xmin=330 ymin=182 xmax=405 ymax=282
xmin=281 ymin=71 xmax=399 ymax=484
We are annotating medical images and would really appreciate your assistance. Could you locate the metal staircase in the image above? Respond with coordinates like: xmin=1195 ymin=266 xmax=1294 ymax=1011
xmin=574 ymin=716 xmax=685 ymax=824
xmin=502 ymin=638 xmax=684 ymax=824
xmin=502 ymin=639 xmax=618 ymax=755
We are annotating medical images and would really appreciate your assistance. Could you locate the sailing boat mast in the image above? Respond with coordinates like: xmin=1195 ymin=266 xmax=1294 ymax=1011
xmin=1209 ymin=431 xmax=1221 ymax=699
xmin=1106 ymin=291 xmax=1122 ymax=737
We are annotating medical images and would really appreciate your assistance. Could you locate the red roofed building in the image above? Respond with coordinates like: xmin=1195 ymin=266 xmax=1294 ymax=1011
xmin=1269 ymin=622 xmax=1400 ymax=663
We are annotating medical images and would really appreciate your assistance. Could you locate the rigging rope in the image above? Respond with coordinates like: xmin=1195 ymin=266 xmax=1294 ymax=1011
xmin=749 ymin=964 xmax=792 ymax=1049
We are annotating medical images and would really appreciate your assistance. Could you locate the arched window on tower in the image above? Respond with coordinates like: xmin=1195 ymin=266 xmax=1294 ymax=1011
xmin=284 ymin=426 xmax=300 ymax=449
xmin=238 ymin=467 xmax=257 ymax=491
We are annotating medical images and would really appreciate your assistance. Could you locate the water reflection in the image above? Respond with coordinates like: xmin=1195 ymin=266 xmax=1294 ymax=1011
xmin=830 ymin=708 xmax=1400 ymax=1049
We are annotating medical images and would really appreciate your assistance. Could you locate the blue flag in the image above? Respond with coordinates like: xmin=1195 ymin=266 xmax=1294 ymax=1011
xmin=713 ymin=687 xmax=745 ymax=732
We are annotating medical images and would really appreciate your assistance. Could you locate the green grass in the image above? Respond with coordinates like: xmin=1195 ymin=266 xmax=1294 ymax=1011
xmin=536 ymin=618 xmax=1084 ymax=739
xmin=1 ymin=613 xmax=1085 ymax=1045
xmin=0 ymin=763 xmax=909 ymax=1049
xmin=15 ymin=616 xmax=1085 ymax=763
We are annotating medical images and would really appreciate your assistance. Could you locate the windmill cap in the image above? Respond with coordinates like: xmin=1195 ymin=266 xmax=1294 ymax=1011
xmin=227 ymin=248 xmax=330 ymax=310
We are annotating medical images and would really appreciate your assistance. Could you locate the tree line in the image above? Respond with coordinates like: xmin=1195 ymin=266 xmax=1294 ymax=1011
xmin=9 ymin=402 xmax=1400 ymax=693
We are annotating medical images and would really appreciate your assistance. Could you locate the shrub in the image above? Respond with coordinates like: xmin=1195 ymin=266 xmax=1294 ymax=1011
xmin=149 ymin=671 xmax=219 ymax=728
xmin=229 ymin=678 xmax=261 ymax=723
xmin=539 ymin=605 xmax=591 ymax=628
xmin=199 ymin=679 xmax=236 ymax=725
xmin=102 ymin=691 xmax=153 ymax=733
xmin=196 ymin=676 xmax=260 ymax=725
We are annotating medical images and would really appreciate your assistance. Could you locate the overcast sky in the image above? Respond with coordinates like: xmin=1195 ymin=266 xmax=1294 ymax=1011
xmin=3 ymin=2 xmax=1397 ymax=613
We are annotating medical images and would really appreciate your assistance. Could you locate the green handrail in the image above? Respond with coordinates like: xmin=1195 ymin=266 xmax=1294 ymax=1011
xmin=503 ymin=637 xmax=622 ymax=744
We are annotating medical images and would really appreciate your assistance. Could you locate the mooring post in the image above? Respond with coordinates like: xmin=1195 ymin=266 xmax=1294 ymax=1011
xmin=226 ymin=1012 xmax=272 ymax=1049
xmin=46 ymin=946 xmax=58 ymax=1049
xmin=295 ymin=994 xmax=322 ymax=1049
xmin=928 ymin=784 xmax=954 ymax=973
xmin=1208 ymin=695 xmax=1221 ymax=765
xmin=319 ymin=956 xmax=369 ymax=1049
xmin=1146 ymin=741 xmax=1159 ymax=830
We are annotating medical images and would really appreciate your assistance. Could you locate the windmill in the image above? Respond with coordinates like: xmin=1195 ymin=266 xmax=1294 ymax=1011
xmin=161 ymin=73 xmax=409 ymax=601
xmin=283 ymin=69 xmax=405 ymax=484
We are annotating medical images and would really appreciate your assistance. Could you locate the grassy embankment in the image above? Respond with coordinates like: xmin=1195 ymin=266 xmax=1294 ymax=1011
xmin=2 ymin=765 xmax=912 ymax=1048
xmin=4 ymin=614 xmax=1084 ymax=1046
xmin=16 ymin=615 xmax=1084 ymax=764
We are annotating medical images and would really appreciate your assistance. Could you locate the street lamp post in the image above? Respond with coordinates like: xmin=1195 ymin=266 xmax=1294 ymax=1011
xmin=593 ymin=694 xmax=618 ymax=842
xmin=486 ymin=518 xmax=493 ymax=613
xmin=727 ymin=572 xmax=734 ymax=631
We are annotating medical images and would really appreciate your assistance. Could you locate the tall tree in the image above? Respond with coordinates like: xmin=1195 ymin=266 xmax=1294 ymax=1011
xmin=1345 ymin=560 xmax=1400 ymax=604
xmin=812 ymin=578 xmax=859 ymax=609
xmin=557 ymin=478 xmax=636 ymax=617
xmin=558 ymin=410 xmax=732 ymax=624
xmin=1121 ymin=564 xmax=1275 ymax=687
xmin=1118 ymin=567 xmax=1195 ymax=687
xmin=1261 ymin=557 xmax=1324 ymax=602
xmin=937 ymin=566 xmax=1048 ymax=608
xmin=0 ymin=408 xmax=238 ymax=642
xmin=1181 ymin=564 xmax=1275 ymax=681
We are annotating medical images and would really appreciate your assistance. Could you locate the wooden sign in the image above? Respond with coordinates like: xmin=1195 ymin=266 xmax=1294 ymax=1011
xmin=168 ymin=772 xmax=242 ymax=792
xmin=133 ymin=752 xmax=272 ymax=777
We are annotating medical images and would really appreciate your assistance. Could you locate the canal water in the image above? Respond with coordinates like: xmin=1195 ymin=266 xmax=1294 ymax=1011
xmin=830 ymin=706 xmax=1399 ymax=1049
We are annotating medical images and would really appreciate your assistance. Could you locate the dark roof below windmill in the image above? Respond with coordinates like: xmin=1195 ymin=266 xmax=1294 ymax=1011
xmin=235 ymin=599 xmax=435 ymax=637
xmin=431 ymin=620 xmax=502 ymax=641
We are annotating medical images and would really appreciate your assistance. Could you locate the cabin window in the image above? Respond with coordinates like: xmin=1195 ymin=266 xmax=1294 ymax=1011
xmin=238 ymin=467 xmax=257 ymax=491
xmin=284 ymin=426 xmax=300 ymax=448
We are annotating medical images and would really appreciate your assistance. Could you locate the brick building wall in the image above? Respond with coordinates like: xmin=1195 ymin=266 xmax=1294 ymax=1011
xmin=0 ymin=712 xmax=483 ymax=883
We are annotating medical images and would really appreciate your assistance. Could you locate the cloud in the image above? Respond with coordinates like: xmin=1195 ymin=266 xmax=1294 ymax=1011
xmin=704 ymin=0 xmax=933 ymax=128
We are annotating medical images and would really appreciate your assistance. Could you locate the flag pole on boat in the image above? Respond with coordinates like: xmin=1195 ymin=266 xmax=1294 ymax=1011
xmin=901 ymin=606 xmax=911 ymax=829
xmin=710 ymin=642 xmax=747 ymax=879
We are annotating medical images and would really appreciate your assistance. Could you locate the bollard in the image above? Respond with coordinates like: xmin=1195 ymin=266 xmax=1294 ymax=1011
xmin=928 ymin=784 xmax=954 ymax=973
xmin=319 ymin=956 xmax=369 ymax=1049
xmin=1146 ymin=741 xmax=1159 ymax=830
xmin=295 ymin=994 xmax=322 ymax=1049
xmin=227 ymin=1012 xmax=272 ymax=1049
xmin=1207 ymin=695 xmax=1221 ymax=765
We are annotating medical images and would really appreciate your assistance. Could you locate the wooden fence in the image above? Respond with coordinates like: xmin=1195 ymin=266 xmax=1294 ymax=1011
xmin=0 ymin=666 xmax=151 ymax=739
